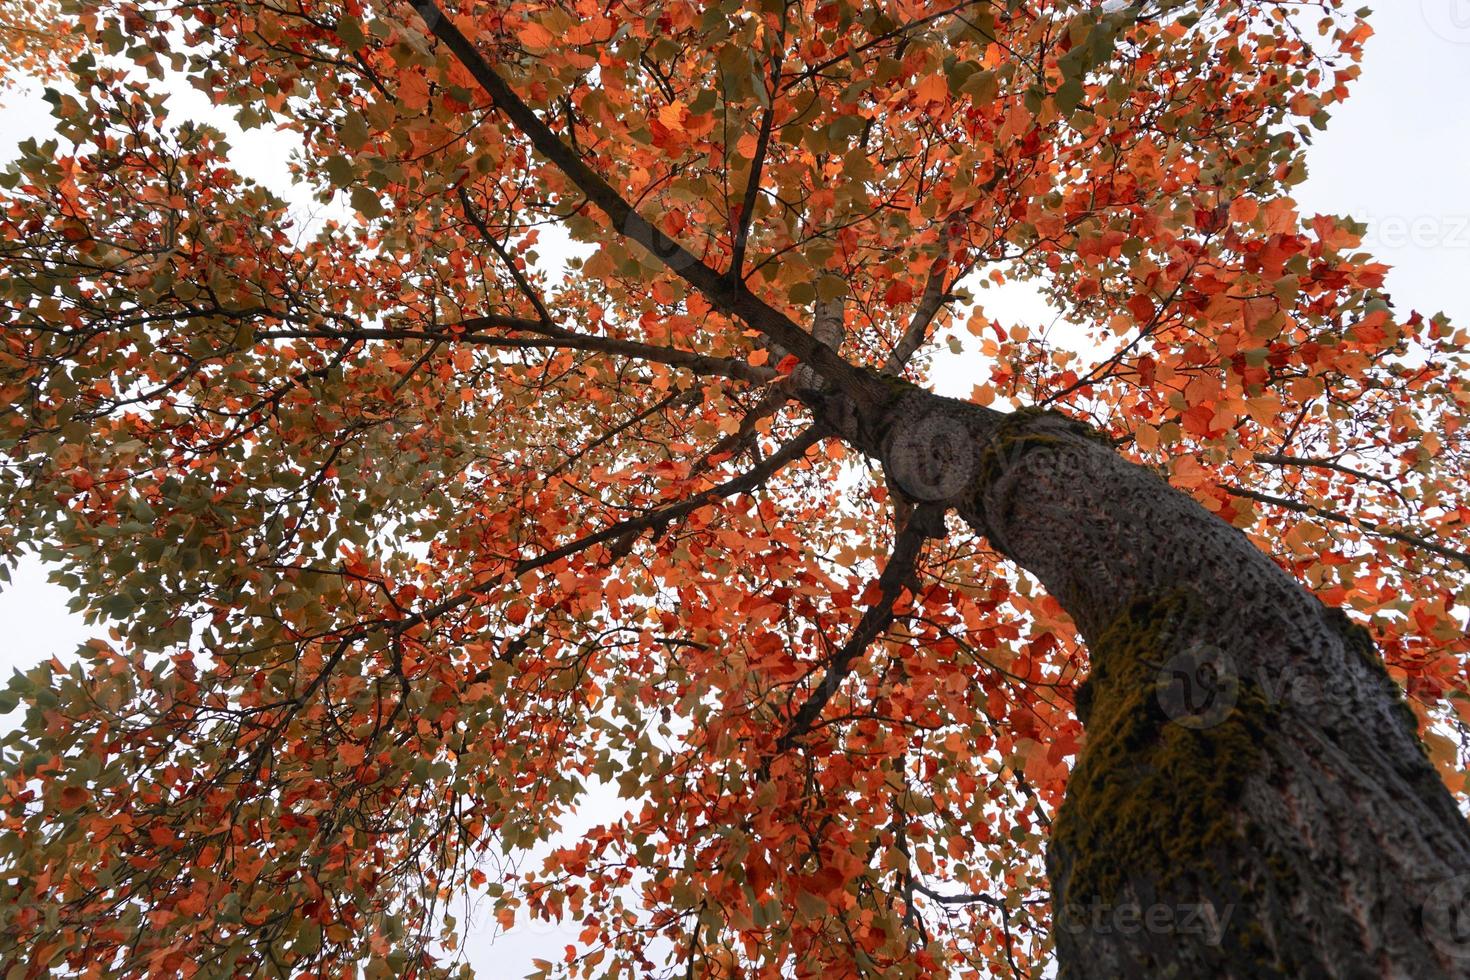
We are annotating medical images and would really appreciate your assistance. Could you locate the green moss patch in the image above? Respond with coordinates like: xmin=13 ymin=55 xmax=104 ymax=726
xmin=975 ymin=407 xmax=1111 ymax=488
xmin=1052 ymin=592 xmax=1278 ymax=907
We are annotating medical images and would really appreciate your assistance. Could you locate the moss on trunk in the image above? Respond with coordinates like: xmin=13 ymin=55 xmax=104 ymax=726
xmin=1053 ymin=592 xmax=1280 ymax=906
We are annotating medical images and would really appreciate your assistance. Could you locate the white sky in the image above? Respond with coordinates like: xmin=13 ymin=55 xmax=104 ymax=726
xmin=0 ymin=4 xmax=1467 ymax=975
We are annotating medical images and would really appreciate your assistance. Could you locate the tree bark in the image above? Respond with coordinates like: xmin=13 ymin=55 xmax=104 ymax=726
xmin=848 ymin=386 xmax=1470 ymax=978
xmin=411 ymin=17 xmax=1470 ymax=968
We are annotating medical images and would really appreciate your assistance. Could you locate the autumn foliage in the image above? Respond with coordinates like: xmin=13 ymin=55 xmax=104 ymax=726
xmin=0 ymin=0 xmax=1465 ymax=976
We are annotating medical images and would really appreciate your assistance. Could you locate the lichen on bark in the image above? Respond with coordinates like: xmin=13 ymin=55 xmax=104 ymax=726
xmin=962 ymin=406 xmax=1118 ymax=559
xmin=1050 ymin=591 xmax=1277 ymax=907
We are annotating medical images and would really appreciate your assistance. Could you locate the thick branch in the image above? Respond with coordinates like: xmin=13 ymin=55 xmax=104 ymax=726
xmin=414 ymin=0 xmax=883 ymax=404
xmin=730 ymin=98 xmax=778 ymax=282
xmin=910 ymin=880 xmax=1006 ymax=909
xmin=883 ymin=259 xmax=954 ymax=375
xmin=687 ymin=387 xmax=791 ymax=479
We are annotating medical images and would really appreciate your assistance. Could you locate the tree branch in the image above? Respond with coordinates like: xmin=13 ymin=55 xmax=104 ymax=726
xmin=258 ymin=323 xmax=778 ymax=385
xmin=730 ymin=89 xmax=779 ymax=282
xmin=883 ymin=259 xmax=958 ymax=375
xmin=775 ymin=522 xmax=927 ymax=753
xmin=687 ymin=387 xmax=792 ymax=479
xmin=910 ymin=880 xmax=1005 ymax=909
xmin=401 ymin=426 xmax=826 ymax=631
xmin=1223 ymin=486 xmax=1470 ymax=568
xmin=543 ymin=388 xmax=700 ymax=483
xmin=457 ymin=185 xmax=554 ymax=325
xmin=413 ymin=0 xmax=883 ymax=404
xmin=1252 ymin=453 xmax=1400 ymax=490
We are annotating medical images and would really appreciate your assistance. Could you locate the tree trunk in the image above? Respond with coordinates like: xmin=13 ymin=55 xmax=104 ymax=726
xmin=397 ymin=24 xmax=1470 ymax=969
xmin=859 ymin=389 xmax=1470 ymax=977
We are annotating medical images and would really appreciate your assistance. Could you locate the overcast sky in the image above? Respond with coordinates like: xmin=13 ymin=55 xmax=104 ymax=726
xmin=1 ymin=4 xmax=1467 ymax=974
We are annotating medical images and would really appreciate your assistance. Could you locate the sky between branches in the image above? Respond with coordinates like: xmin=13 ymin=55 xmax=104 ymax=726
xmin=0 ymin=3 xmax=1466 ymax=974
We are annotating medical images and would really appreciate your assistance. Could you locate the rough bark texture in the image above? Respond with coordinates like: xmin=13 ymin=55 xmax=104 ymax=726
xmin=846 ymin=387 xmax=1470 ymax=978
xmin=405 ymin=17 xmax=1470 ymax=971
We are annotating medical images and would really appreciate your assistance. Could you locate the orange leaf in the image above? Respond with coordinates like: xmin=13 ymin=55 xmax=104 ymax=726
xmin=398 ymin=72 xmax=430 ymax=111
xmin=915 ymin=74 xmax=948 ymax=104
xmin=518 ymin=22 xmax=554 ymax=51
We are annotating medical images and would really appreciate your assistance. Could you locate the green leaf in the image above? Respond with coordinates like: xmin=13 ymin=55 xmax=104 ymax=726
xmin=688 ymin=88 xmax=717 ymax=115
xmin=795 ymin=889 xmax=829 ymax=920
xmin=325 ymin=155 xmax=354 ymax=186
xmin=817 ymin=274 xmax=848 ymax=302
xmin=1054 ymin=78 xmax=1086 ymax=114
xmin=341 ymin=111 xmax=370 ymax=151
xmin=351 ymin=185 xmax=384 ymax=219
xmin=336 ymin=16 xmax=366 ymax=50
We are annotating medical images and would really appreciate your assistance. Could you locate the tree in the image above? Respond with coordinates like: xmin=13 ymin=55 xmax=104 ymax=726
xmin=0 ymin=0 xmax=1467 ymax=975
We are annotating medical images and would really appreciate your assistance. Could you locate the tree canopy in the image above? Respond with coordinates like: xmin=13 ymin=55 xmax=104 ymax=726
xmin=0 ymin=0 xmax=1466 ymax=976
